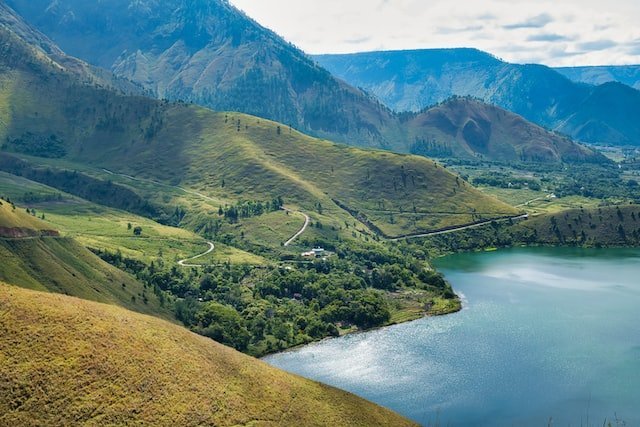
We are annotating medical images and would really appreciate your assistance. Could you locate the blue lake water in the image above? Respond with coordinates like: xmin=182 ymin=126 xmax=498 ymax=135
xmin=264 ymin=247 xmax=640 ymax=426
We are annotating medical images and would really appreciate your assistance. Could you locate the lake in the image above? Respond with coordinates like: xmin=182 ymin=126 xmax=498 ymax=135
xmin=264 ymin=247 xmax=640 ymax=426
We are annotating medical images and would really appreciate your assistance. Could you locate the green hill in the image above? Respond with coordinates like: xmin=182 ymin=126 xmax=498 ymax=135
xmin=0 ymin=196 xmax=56 ymax=236
xmin=0 ymin=201 xmax=172 ymax=318
xmin=515 ymin=204 xmax=640 ymax=246
xmin=0 ymin=283 xmax=417 ymax=426
xmin=0 ymin=20 xmax=518 ymax=240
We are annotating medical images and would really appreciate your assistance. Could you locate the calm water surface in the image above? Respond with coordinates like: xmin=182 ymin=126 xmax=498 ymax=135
xmin=264 ymin=247 xmax=640 ymax=426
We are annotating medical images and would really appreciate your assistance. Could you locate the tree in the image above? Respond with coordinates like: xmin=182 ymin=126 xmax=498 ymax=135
xmin=195 ymin=302 xmax=250 ymax=351
xmin=133 ymin=226 xmax=143 ymax=236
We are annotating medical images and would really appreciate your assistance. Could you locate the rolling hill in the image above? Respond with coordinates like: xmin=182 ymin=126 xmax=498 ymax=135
xmin=0 ymin=283 xmax=417 ymax=426
xmin=1 ymin=0 xmax=608 ymax=161
xmin=0 ymin=15 xmax=519 ymax=239
xmin=0 ymin=200 xmax=171 ymax=317
xmin=315 ymin=49 xmax=640 ymax=146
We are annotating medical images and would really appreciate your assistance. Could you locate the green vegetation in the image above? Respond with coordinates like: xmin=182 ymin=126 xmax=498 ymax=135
xmin=96 ymin=239 xmax=459 ymax=356
xmin=0 ymin=172 xmax=265 ymax=265
xmin=0 ymin=283 xmax=417 ymax=427
xmin=0 ymin=195 xmax=54 ymax=234
xmin=0 ymin=199 xmax=171 ymax=318
xmin=418 ymin=205 xmax=640 ymax=256
xmin=0 ymin=19 xmax=516 ymax=243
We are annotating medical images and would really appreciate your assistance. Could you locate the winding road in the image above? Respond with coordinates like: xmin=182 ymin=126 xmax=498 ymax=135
xmin=282 ymin=208 xmax=310 ymax=247
xmin=101 ymin=168 xmax=312 ymax=248
xmin=178 ymin=241 xmax=215 ymax=267
xmin=389 ymin=214 xmax=529 ymax=241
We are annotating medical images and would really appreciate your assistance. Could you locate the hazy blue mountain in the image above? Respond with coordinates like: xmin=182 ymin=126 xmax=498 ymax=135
xmin=555 ymin=65 xmax=640 ymax=90
xmin=315 ymin=49 xmax=640 ymax=146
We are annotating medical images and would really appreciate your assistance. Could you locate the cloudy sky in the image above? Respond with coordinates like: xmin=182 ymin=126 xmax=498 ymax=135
xmin=229 ymin=0 xmax=640 ymax=66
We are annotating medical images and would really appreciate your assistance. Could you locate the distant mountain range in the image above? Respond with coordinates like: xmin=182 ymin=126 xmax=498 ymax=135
xmin=555 ymin=65 xmax=640 ymax=90
xmin=315 ymin=49 xmax=640 ymax=146
xmin=3 ymin=0 xmax=608 ymax=161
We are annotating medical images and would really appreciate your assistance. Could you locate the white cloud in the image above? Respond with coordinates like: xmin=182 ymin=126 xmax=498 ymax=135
xmin=229 ymin=0 xmax=640 ymax=66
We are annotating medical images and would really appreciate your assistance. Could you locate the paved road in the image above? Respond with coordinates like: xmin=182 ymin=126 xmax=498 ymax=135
xmin=389 ymin=214 xmax=529 ymax=241
xmin=178 ymin=241 xmax=215 ymax=267
xmin=282 ymin=208 xmax=310 ymax=247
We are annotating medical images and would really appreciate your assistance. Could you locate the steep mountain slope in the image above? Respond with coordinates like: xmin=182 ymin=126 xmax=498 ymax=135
xmin=0 ymin=201 xmax=171 ymax=317
xmin=0 ymin=1 xmax=143 ymax=94
xmin=406 ymin=98 xmax=603 ymax=163
xmin=556 ymin=65 xmax=640 ymax=90
xmin=3 ymin=0 xmax=606 ymax=160
xmin=0 ymin=283 xmax=417 ymax=426
xmin=4 ymin=0 xmax=399 ymax=148
xmin=315 ymin=49 xmax=640 ymax=146
xmin=0 ymin=18 xmax=519 ymax=238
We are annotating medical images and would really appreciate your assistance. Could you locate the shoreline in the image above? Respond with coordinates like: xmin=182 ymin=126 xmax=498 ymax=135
xmin=260 ymin=294 xmax=463 ymax=359
xmin=262 ymin=242 xmax=640 ymax=358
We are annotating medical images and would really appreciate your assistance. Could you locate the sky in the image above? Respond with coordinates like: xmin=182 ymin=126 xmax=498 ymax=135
xmin=228 ymin=0 xmax=640 ymax=66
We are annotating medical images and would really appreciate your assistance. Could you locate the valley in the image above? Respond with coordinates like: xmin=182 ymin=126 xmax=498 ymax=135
xmin=0 ymin=0 xmax=639 ymax=425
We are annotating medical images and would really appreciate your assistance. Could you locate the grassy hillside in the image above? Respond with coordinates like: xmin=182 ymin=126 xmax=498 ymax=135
xmin=0 ymin=199 xmax=172 ymax=317
xmin=0 ymin=283 xmax=417 ymax=427
xmin=0 ymin=172 xmax=265 ymax=264
xmin=515 ymin=205 xmax=640 ymax=246
xmin=0 ymin=22 xmax=518 ymax=240
xmin=0 ymin=196 xmax=56 ymax=235
xmin=418 ymin=205 xmax=640 ymax=255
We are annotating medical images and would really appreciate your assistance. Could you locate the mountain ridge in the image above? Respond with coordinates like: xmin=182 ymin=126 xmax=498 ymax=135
xmin=3 ymin=0 xmax=609 ymax=159
xmin=315 ymin=48 xmax=640 ymax=146
xmin=0 ymin=14 xmax=520 ymax=239
xmin=555 ymin=65 xmax=640 ymax=90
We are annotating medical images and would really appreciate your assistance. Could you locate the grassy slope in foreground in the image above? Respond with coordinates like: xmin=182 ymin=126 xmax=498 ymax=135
xmin=0 ymin=201 xmax=171 ymax=318
xmin=0 ymin=284 xmax=417 ymax=427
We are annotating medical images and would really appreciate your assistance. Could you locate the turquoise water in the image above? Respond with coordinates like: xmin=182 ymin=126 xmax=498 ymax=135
xmin=264 ymin=247 xmax=640 ymax=426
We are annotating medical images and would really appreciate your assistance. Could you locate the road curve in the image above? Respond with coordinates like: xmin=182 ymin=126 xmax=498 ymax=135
xmin=101 ymin=168 xmax=312 ymax=247
xmin=282 ymin=208 xmax=311 ymax=247
xmin=178 ymin=242 xmax=215 ymax=267
xmin=389 ymin=214 xmax=529 ymax=241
